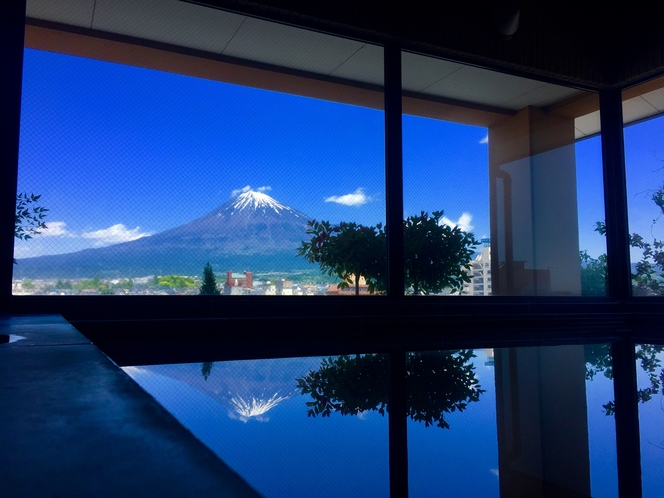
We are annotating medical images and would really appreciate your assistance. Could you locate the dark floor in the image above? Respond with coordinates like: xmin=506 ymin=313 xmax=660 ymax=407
xmin=0 ymin=315 xmax=262 ymax=497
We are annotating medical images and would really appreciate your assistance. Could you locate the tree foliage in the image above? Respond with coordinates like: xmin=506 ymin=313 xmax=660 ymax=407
xmin=297 ymin=211 xmax=477 ymax=295
xmin=296 ymin=351 xmax=484 ymax=429
xmin=74 ymin=275 xmax=114 ymax=294
xmin=580 ymin=250 xmax=607 ymax=296
xmin=199 ymin=262 xmax=220 ymax=295
xmin=404 ymin=211 xmax=478 ymax=294
xmin=297 ymin=220 xmax=386 ymax=295
xmin=15 ymin=193 xmax=48 ymax=240
xmin=154 ymin=275 xmax=197 ymax=289
xmin=14 ymin=193 xmax=48 ymax=264
xmin=592 ymin=181 xmax=664 ymax=296
xmin=585 ymin=343 xmax=664 ymax=415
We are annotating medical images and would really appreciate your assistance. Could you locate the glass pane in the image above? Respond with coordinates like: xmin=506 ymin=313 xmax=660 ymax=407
xmin=635 ymin=344 xmax=664 ymax=496
xmin=623 ymin=78 xmax=664 ymax=296
xmin=124 ymin=354 xmax=389 ymax=497
xmin=407 ymin=345 xmax=617 ymax=497
xmin=14 ymin=2 xmax=385 ymax=295
xmin=402 ymin=51 xmax=606 ymax=296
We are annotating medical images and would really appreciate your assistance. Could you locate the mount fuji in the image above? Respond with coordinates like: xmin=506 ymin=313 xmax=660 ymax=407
xmin=14 ymin=191 xmax=314 ymax=279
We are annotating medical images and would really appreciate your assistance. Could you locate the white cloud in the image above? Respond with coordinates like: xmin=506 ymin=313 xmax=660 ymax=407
xmin=490 ymin=468 xmax=499 ymax=478
xmin=231 ymin=185 xmax=252 ymax=198
xmin=479 ymin=134 xmax=489 ymax=144
xmin=440 ymin=212 xmax=474 ymax=232
xmin=81 ymin=224 xmax=153 ymax=247
xmin=13 ymin=245 xmax=36 ymax=259
xmin=324 ymin=188 xmax=370 ymax=207
xmin=36 ymin=221 xmax=74 ymax=238
xmin=257 ymin=186 xmax=272 ymax=192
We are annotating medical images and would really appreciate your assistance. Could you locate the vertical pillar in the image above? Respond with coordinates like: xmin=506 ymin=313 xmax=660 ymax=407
xmin=495 ymin=345 xmax=591 ymax=497
xmin=384 ymin=43 xmax=404 ymax=298
xmin=599 ymin=89 xmax=631 ymax=299
xmin=0 ymin=1 xmax=26 ymax=311
xmin=612 ymin=341 xmax=642 ymax=498
xmin=489 ymin=107 xmax=581 ymax=295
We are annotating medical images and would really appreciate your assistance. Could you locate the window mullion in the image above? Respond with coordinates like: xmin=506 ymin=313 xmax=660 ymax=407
xmin=600 ymin=89 xmax=631 ymax=299
xmin=384 ymin=43 xmax=404 ymax=298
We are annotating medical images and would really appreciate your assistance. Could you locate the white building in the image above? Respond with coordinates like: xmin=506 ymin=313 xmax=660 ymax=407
xmin=461 ymin=241 xmax=492 ymax=296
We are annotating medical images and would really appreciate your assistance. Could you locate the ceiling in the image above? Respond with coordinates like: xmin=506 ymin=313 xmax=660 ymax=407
xmin=25 ymin=0 xmax=664 ymax=138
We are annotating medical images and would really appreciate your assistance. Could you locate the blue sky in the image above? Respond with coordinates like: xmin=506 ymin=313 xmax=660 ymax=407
xmin=15 ymin=47 xmax=652 ymax=263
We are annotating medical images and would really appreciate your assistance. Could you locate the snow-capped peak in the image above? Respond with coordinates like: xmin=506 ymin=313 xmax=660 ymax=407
xmin=230 ymin=190 xmax=290 ymax=214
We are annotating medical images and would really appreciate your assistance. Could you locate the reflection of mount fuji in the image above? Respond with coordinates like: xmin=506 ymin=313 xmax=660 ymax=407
xmin=136 ymin=357 xmax=323 ymax=420
xmin=14 ymin=191 xmax=312 ymax=278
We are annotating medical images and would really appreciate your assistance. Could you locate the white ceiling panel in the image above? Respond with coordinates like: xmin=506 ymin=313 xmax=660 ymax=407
xmin=401 ymin=52 xmax=463 ymax=93
xmin=423 ymin=65 xmax=545 ymax=109
xmin=575 ymin=111 xmax=601 ymax=138
xmin=503 ymin=83 xmax=581 ymax=110
xmin=222 ymin=16 xmax=364 ymax=75
xmin=640 ymin=87 xmax=664 ymax=112
xmin=622 ymin=96 xmax=658 ymax=123
xmin=92 ymin=0 xmax=245 ymax=53
xmin=27 ymin=0 xmax=95 ymax=28
xmin=329 ymin=44 xmax=384 ymax=86
xmin=26 ymin=0 xmax=591 ymax=113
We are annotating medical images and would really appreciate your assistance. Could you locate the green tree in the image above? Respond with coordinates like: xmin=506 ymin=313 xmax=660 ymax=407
xmin=404 ymin=211 xmax=478 ymax=295
xmin=113 ymin=279 xmax=134 ymax=290
xmin=585 ymin=343 xmax=664 ymax=415
xmin=199 ymin=262 xmax=220 ymax=295
xmin=155 ymin=275 xmax=197 ymax=289
xmin=580 ymin=250 xmax=607 ymax=296
xmin=74 ymin=275 xmax=114 ymax=294
xmin=296 ymin=351 xmax=484 ymax=429
xmin=55 ymin=279 xmax=73 ymax=290
xmin=297 ymin=211 xmax=478 ymax=295
xmin=297 ymin=220 xmax=386 ymax=295
xmin=14 ymin=193 xmax=48 ymax=264
xmin=587 ymin=178 xmax=664 ymax=296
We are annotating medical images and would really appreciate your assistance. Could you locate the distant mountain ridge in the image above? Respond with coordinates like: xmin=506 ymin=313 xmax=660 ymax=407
xmin=14 ymin=191 xmax=313 ymax=279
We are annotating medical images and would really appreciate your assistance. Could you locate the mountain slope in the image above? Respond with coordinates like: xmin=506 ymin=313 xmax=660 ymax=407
xmin=13 ymin=191 xmax=313 ymax=279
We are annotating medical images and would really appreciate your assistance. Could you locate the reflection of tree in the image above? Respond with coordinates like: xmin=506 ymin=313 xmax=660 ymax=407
xmin=585 ymin=344 xmax=664 ymax=414
xmin=201 ymin=362 xmax=214 ymax=380
xmin=296 ymin=351 xmax=484 ymax=429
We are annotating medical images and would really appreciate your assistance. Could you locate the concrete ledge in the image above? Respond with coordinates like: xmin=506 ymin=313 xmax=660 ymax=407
xmin=0 ymin=315 xmax=262 ymax=497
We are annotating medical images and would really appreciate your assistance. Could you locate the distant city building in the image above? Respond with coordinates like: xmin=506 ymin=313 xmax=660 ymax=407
xmin=301 ymin=285 xmax=317 ymax=296
xmin=275 ymin=279 xmax=293 ymax=295
xmin=461 ymin=244 xmax=492 ymax=296
xmin=483 ymin=348 xmax=495 ymax=366
xmin=326 ymin=275 xmax=371 ymax=295
xmin=224 ymin=271 xmax=253 ymax=295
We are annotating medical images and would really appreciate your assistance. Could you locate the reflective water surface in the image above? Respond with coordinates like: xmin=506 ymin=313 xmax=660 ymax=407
xmin=124 ymin=345 xmax=622 ymax=497
xmin=636 ymin=345 xmax=664 ymax=498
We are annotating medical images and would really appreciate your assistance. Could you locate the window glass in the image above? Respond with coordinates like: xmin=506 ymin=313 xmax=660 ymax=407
xmin=402 ymin=51 xmax=606 ymax=296
xmin=15 ymin=1 xmax=385 ymax=295
xmin=623 ymin=78 xmax=664 ymax=296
